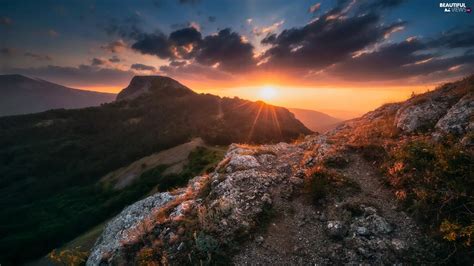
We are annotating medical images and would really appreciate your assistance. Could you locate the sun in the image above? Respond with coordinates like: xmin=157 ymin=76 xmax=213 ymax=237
xmin=259 ymin=86 xmax=278 ymax=101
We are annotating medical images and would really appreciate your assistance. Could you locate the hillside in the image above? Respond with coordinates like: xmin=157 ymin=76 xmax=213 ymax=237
xmin=87 ymin=75 xmax=473 ymax=265
xmin=0 ymin=74 xmax=116 ymax=116
xmin=288 ymin=108 xmax=342 ymax=133
xmin=0 ymin=76 xmax=310 ymax=264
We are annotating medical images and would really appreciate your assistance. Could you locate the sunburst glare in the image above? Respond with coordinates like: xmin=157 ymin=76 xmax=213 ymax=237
xmin=259 ymin=86 xmax=278 ymax=101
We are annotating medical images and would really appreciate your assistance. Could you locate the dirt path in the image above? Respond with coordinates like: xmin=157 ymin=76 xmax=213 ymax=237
xmin=232 ymin=150 xmax=427 ymax=265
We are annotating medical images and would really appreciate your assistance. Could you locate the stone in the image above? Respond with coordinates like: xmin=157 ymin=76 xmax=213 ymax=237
xmin=228 ymin=155 xmax=260 ymax=171
xmin=327 ymin=221 xmax=348 ymax=239
xmin=289 ymin=176 xmax=304 ymax=186
xmin=395 ymin=99 xmax=449 ymax=133
xmin=435 ymin=94 xmax=473 ymax=135
xmin=87 ymin=192 xmax=174 ymax=266
xmin=356 ymin=226 xmax=370 ymax=236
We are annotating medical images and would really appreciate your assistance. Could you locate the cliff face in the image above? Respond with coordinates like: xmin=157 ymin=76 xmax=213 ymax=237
xmin=88 ymin=75 xmax=473 ymax=265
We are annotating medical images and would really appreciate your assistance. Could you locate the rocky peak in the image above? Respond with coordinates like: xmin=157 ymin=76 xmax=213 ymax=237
xmin=116 ymin=75 xmax=195 ymax=101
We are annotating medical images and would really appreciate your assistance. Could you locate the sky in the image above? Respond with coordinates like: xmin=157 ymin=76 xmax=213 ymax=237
xmin=1 ymin=0 xmax=473 ymax=118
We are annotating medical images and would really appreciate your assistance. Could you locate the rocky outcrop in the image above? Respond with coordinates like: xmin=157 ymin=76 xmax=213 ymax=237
xmin=87 ymin=133 xmax=431 ymax=265
xmin=391 ymin=76 xmax=473 ymax=134
xmin=87 ymin=193 xmax=174 ymax=265
xmin=116 ymin=75 xmax=194 ymax=101
xmin=395 ymin=98 xmax=450 ymax=132
xmin=435 ymin=94 xmax=473 ymax=135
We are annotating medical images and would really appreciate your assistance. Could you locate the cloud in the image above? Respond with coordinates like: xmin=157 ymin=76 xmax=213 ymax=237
xmin=252 ymin=20 xmax=285 ymax=36
xmin=170 ymin=60 xmax=187 ymax=67
xmin=24 ymin=52 xmax=52 ymax=61
xmin=0 ymin=16 xmax=12 ymax=25
xmin=130 ymin=63 xmax=156 ymax=71
xmin=131 ymin=32 xmax=172 ymax=58
xmin=131 ymin=26 xmax=255 ymax=73
xmin=429 ymin=26 xmax=474 ymax=49
xmin=308 ymin=3 xmax=321 ymax=13
xmin=48 ymin=29 xmax=59 ymax=37
xmin=101 ymin=40 xmax=128 ymax=53
xmin=91 ymin=58 xmax=107 ymax=66
xmin=260 ymin=10 xmax=404 ymax=70
xmin=169 ymin=27 xmax=202 ymax=46
xmin=329 ymin=38 xmax=474 ymax=81
xmin=195 ymin=28 xmax=256 ymax=72
xmin=109 ymin=55 xmax=121 ymax=63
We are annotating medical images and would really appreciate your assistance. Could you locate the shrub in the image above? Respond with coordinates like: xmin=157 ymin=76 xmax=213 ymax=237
xmin=305 ymin=167 xmax=360 ymax=203
xmin=385 ymin=138 xmax=474 ymax=260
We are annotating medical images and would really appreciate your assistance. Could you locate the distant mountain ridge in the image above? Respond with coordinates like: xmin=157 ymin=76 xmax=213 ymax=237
xmin=0 ymin=74 xmax=116 ymax=117
xmin=288 ymin=107 xmax=342 ymax=133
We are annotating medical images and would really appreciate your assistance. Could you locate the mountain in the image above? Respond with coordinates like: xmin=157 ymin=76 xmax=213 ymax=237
xmin=0 ymin=74 xmax=116 ymax=117
xmin=0 ymin=75 xmax=310 ymax=264
xmin=87 ymin=75 xmax=473 ymax=265
xmin=288 ymin=107 xmax=342 ymax=132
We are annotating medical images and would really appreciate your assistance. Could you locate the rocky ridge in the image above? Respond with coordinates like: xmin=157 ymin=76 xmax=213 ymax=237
xmin=87 ymin=75 xmax=473 ymax=265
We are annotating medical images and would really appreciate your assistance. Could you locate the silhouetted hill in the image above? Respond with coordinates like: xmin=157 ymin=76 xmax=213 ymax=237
xmin=0 ymin=74 xmax=116 ymax=116
xmin=0 ymin=76 xmax=310 ymax=264
xmin=288 ymin=107 xmax=342 ymax=132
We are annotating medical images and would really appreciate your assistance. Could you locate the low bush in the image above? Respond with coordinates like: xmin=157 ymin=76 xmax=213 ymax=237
xmin=385 ymin=138 xmax=473 ymax=262
xmin=305 ymin=167 xmax=360 ymax=203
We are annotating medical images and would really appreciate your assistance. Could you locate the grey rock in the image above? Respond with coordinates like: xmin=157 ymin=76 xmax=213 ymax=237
xmin=395 ymin=99 xmax=449 ymax=133
xmin=435 ymin=94 xmax=473 ymax=135
xmin=356 ymin=226 xmax=370 ymax=236
xmin=87 ymin=192 xmax=174 ymax=266
xmin=228 ymin=155 xmax=260 ymax=171
xmin=327 ymin=220 xmax=348 ymax=239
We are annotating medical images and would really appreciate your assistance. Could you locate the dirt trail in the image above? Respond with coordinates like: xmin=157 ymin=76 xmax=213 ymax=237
xmin=232 ymin=151 xmax=425 ymax=265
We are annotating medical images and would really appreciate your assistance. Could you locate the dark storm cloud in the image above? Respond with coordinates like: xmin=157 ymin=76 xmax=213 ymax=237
xmin=24 ymin=52 xmax=52 ymax=61
xmin=91 ymin=57 xmax=107 ymax=66
xmin=330 ymin=39 xmax=474 ymax=81
xmin=208 ymin=16 xmax=216 ymax=23
xmin=131 ymin=27 xmax=255 ymax=73
xmin=131 ymin=32 xmax=172 ymax=58
xmin=169 ymin=27 xmax=202 ymax=46
xmin=195 ymin=28 xmax=256 ymax=72
xmin=260 ymin=10 xmax=405 ymax=70
xmin=109 ymin=56 xmax=121 ymax=63
xmin=131 ymin=63 xmax=157 ymax=71
xmin=429 ymin=26 xmax=474 ymax=49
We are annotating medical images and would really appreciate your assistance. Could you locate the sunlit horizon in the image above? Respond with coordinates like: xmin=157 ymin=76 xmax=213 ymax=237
xmin=70 ymin=80 xmax=434 ymax=120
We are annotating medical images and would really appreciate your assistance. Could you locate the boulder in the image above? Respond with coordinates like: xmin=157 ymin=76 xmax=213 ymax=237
xmin=395 ymin=99 xmax=449 ymax=133
xmin=86 ymin=193 xmax=174 ymax=266
xmin=435 ymin=94 xmax=474 ymax=135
